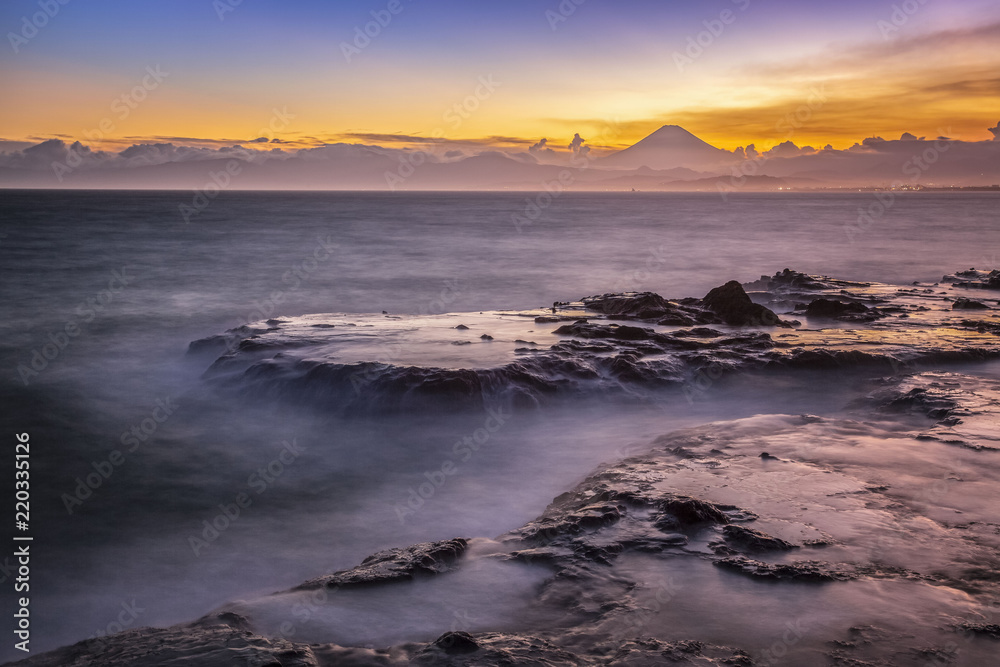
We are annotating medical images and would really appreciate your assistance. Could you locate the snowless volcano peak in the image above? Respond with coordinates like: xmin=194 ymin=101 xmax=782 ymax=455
xmin=601 ymin=124 xmax=737 ymax=170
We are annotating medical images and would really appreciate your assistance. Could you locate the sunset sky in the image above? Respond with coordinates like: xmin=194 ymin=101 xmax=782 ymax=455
xmin=2 ymin=0 xmax=999 ymax=154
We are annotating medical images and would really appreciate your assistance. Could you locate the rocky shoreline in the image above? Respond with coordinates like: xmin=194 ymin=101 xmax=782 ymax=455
xmin=12 ymin=269 xmax=1000 ymax=666
xmin=185 ymin=269 xmax=1000 ymax=415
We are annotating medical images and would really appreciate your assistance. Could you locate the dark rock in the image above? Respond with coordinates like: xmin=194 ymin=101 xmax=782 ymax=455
xmin=187 ymin=325 xmax=265 ymax=356
xmin=582 ymin=292 xmax=675 ymax=319
xmin=553 ymin=322 xmax=653 ymax=342
xmin=864 ymin=384 xmax=958 ymax=420
xmin=411 ymin=633 xmax=590 ymax=666
xmin=191 ymin=611 xmax=253 ymax=630
xmin=657 ymin=311 xmax=698 ymax=326
xmin=702 ymin=281 xmax=786 ymax=327
xmin=455 ymin=324 xmax=470 ymax=330
xmin=962 ymin=319 xmax=1000 ymax=335
xmin=433 ymin=632 xmax=480 ymax=654
xmin=714 ymin=556 xmax=852 ymax=582
xmin=763 ymin=268 xmax=829 ymax=290
xmin=296 ymin=538 xmax=468 ymax=589
xmin=722 ymin=525 xmax=797 ymax=552
xmin=653 ymin=513 xmax=681 ymax=531
xmin=519 ymin=500 xmax=626 ymax=545
xmin=657 ymin=496 xmax=730 ymax=526
xmin=953 ymin=298 xmax=990 ymax=310
xmin=672 ymin=327 xmax=723 ymax=338
xmin=480 ymin=334 xmax=494 ymax=340
xmin=805 ymin=298 xmax=870 ymax=318
xmin=759 ymin=452 xmax=780 ymax=460
xmin=959 ymin=622 xmax=1000 ymax=639
xmin=4 ymin=622 xmax=334 ymax=667
xmin=608 ymin=638 xmax=755 ymax=666
xmin=943 ymin=268 xmax=1000 ymax=290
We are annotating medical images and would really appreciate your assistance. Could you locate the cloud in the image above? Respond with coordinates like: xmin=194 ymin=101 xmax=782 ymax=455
xmin=568 ymin=133 xmax=590 ymax=157
xmin=528 ymin=138 xmax=559 ymax=162
xmin=23 ymin=139 xmax=72 ymax=163
xmin=760 ymin=141 xmax=814 ymax=158
xmin=0 ymin=140 xmax=36 ymax=154
xmin=478 ymin=136 xmax=538 ymax=146
xmin=0 ymin=139 xmax=111 ymax=170
xmin=636 ymin=21 xmax=1000 ymax=148
xmin=990 ymin=122 xmax=1000 ymax=141
xmin=900 ymin=132 xmax=918 ymax=141
xmin=338 ymin=132 xmax=442 ymax=145
xmin=120 ymin=135 xmax=259 ymax=148
xmin=117 ymin=142 xmax=260 ymax=164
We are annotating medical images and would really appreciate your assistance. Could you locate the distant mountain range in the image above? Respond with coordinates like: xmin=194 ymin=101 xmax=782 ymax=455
xmin=1 ymin=124 xmax=998 ymax=190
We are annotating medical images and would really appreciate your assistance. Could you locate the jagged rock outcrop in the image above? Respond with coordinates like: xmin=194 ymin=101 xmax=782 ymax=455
xmin=295 ymin=538 xmax=468 ymax=589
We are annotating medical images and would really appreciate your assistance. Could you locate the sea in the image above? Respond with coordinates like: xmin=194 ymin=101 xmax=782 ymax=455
xmin=0 ymin=190 xmax=998 ymax=661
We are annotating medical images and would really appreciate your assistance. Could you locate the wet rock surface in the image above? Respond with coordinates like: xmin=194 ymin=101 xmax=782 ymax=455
xmin=17 ymin=373 xmax=1000 ymax=664
xmin=863 ymin=371 xmax=1000 ymax=451
xmin=714 ymin=556 xmax=851 ymax=582
xmin=943 ymin=268 xmax=1000 ymax=290
xmin=803 ymin=298 xmax=881 ymax=322
xmin=719 ymin=525 xmax=797 ymax=552
xmin=295 ymin=538 xmax=469 ymax=589
xmin=184 ymin=268 xmax=1000 ymax=416
xmin=953 ymin=297 xmax=990 ymax=310
xmin=19 ymin=270 xmax=1000 ymax=666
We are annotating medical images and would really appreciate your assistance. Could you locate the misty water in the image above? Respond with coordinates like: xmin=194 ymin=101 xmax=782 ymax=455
xmin=1 ymin=190 xmax=998 ymax=661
